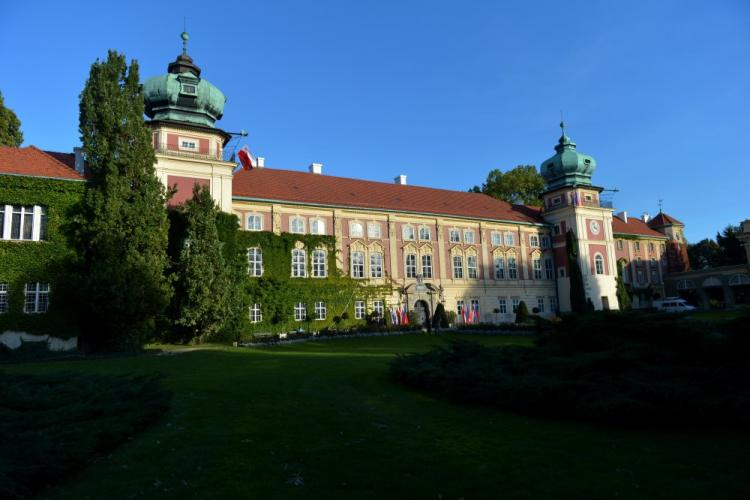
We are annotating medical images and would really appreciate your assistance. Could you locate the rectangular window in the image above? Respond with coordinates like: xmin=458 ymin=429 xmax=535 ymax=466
xmin=553 ymin=224 xmax=561 ymax=236
xmin=463 ymin=230 xmax=475 ymax=244
xmin=367 ymin=223 xmax=381 ymax=239
xmin=292 ymin=249 xmax=307 ymax=277
xmin=314 ymin=301 xmax=327 ymax=320
xmin=508 ymin=257 xmax=518 ymax=279
xmin=351 ymin=251 xmax=365 ymax=278
xmin=456 ymin=300 xmax=465 ymax=317
xmin=312 ymin=250 xmax=327 ymax=278
xmin=294 ymin=302 xmax=306 ymax=321
xmin=373 ymin=300 xmax=384 ymax=318
xmin=405 ymin=254 xmax=417 ymax=278
xmin=544 ymin=258 xmax=554 ymax=279
xmin=650 ymin=260 xmax=659 ymax=282
xmin=449 ymin=229 xmax=461 ymax=243
xmin=290 ymin=217 xmax=305 ymax=234
xmin=453 ymin=255 xmax=464 ymax=279
xmin=467 ymin=255 xmax=478 ymax=278
xmin=310 ymin=219 xmax=326 ymax=235
xmin=247 ymin=247 xmax=263 ymax=277
xmin=617 ymin=240 xmax=624 ymax=251
xmin=491 ymin=231 xmax=502 ymax=246
xmin=249 ymin=303 xmax=262 ymax=323
xmin=370 ymin=252 xmax=383 ymax=278
xmin=511 ymin=296 xmax=520 ymax=313
xmin=0 ymin=206 xmax=4 ymax=238
xmin=246 ymin=214 xmax=262 ymax=231
xmin=470 ymin=299 xmax=480 ymax=315
xmin=533 ymin=259 xmax=542 ymax=279
xmin=504 ymin=233 xmax=514 ymax=246
xmin=498 ymin=297 xmax=507 ymax=314
xmin=355 ymin=300 xmax=365 ymax=320
xmin=494 ymin=257 xmax=505 ymax=279
xmin=39 ymin=207 xmax=48 ymax=241
xmin=649 ymin=242 xmax=655 ymax=253
xmin=24 ymin=282 xmax=49 ymax=314
xmin=8 ymin=205 xmax=35 ymax=241
xmin=540 ymin=235 xmax=550 ymax=248
xmin=402 ymin=226 xmax=415 ymax=240
xmin=350 ymin=222 xmax=364 ymax=238
xmin=530 ymin=235 xmax=540 ymax=248
xmin=635 ymin=241 xmax=640 ymax=252
xmin=537 ymin=296 xmax=545 ymax=313
xmin=549 ymin=296 xmax=557 ymax=313
xmin=421 ymin=254 xmax=432 ymax=278
xmin=419 ymin=227 xmax=431 ymax=240
xmin=0 ymin=283 xmax=8 ymax=313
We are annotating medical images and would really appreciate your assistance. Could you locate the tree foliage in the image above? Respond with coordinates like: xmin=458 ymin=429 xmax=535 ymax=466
xmin=432 ymin=303 xmax=448 ymax=329
xmin=70 ymin=50 xmax=171 ymax=351
xmin=566 ymin=229 xmax=587 ymax=314
xmin=470 ymin=165 xmax=545 ymax=206
xmin=688 ymin=225 xmax=747 ymax=269
xmin=515 ymin=300 xmax=529 ymax=323
xmin=716 ymin=225 xmax=746 ymax=265
xmin=688 ymin=238 xmax=723 ymax=269
xmin=0 ymin=90 xmax=23 ymax=147
xmin=615 ymin=262 xmax=631 ymax=311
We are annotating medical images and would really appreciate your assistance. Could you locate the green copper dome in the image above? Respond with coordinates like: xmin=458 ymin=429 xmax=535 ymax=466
xmin=540 ymin=122 xmax=596 ymax=190
xmin=143 ymin=33 xmax=226 ymax=128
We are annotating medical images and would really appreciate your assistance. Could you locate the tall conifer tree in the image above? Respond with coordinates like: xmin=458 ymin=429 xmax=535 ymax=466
xmin=72 ymin=51 xmax=171 ymax=350
xmin=565 ymin=229 xmax=587 ymax=314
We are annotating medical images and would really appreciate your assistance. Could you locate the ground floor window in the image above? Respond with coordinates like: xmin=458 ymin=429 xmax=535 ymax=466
xmin=536 ymin=296 xmax=545 ymax=313
xmin=0 ymin=283 xmax=8 ymax=313
xmin=498 ymin=297 xmax=507 ymax=314
xmin=511 ymin=296 xmax=520 ymax=313
xmin=294 ymin=302 xmax=306 ymax=321
xmin=373 ymin=300 xmax=384 ymax=318
xmin=456 ymin=299 xmax=465 ymax=318
xmin=549 ymin=296 xmax=557 ymax=313
xmin=24 ymin=282 xmax=49 ymax=314
xmin=355 ymin=300 xmax=365 ymax=319
xmin=470 ymin=299 xmax=480 ymax=321
xmin=314 ymin=301 xmax=326 ymax=320
xmin=250 ymin=303 xmax=262 ymax=323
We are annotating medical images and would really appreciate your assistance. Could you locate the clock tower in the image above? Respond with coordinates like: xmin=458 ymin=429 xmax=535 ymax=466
xmin=540 ymin=123 xmax=619 ymax=311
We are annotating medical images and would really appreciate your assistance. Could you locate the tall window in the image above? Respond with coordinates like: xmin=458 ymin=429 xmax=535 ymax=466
xmin=350 ymin=222 xmax=364 ymax=238
xmin=249 ymin=303 xmax=262 ymax=323
xmin=290 ymin=217 xmax=305 ymax=234
xmin=533 ymin=258 xmax=542 ymax=279
xmin=421 ymin=254 xmax=433 ymax=278
xmin=294 ymin=302 xmax=306 ymax=321
xmin=594 ymin=254 xmax=604 ymax=275
xmin=419 ymin=227 xmax=431 ymax=240
xmin=544 ymin=258 xmax=554 ymax=279
xmin=504 ymin=233 xmax=514 ymax=246
xmin=24 ymin=282 xmax=49 ymax=314
xmin=367 ymin=223 xmax=381 ymax=239
xmin=464 ymin=230 xmax=475 ymax=244
xmin=246 ymin=214 xmax=262 ymax=231
xmin=314 ymin=301 xmax=327 ymax=320
xmin=310 ymin=219 xmax=326 ymax=235
xmin=453 ymin=255 xmax=464 ymax=279
xmin=549 ymin=296 xmax=557 ymax=312
xmin=449 ymin=229 xmax=461 ymax=243
xmin=530 ymin=235 xmax=540 ymax=248
xmin=373 ymin=300 xmax=384 ymax=318
xmin=467 ymin=255 xmax=478 ymax=278
xmin=470 ymin=299 xmax=480 ymax=318
xmin=0 ymin=283 xmax=8 ymax=313
xmin=494 ymin=257 xmax=505 ymax=279
xmin=540 ymin=235 xmax=550 ymax=248
xmin=650 ymin=259 xmax=659 ymax=282
xmin=508 ymin=257 xmax=518 ymax=279
xmin=617 ymin=240 xmax=624 ymax=251
xmin=312 ymin=250 xmax=327 ymax=277
xmin=497 ymin=297 xmax=507 ymax=314
xmin=247 ymin=247 xmax=263 ymax=277
xmin=635 ymin=241 xmax=641 ymax=252
xmin=1 ymin=205 xmax=47 ymax=241
xmin=370 ymin=252 xmax=383 ymax=278
xmin=405 ymin=253 xmax=417 ymax=278
xmin=491 ymin=231 xmax=502 ymax=246
xmin=511 ymin=296 xmax=520 ymax=313
xmin=354 ymin=300 xmax=365 ymax=319
xmin=537 ymin=296 xmax=545 ymax=313
xmin=457 ymin=300 xmax=465 ymax=317
xmin=292 ymin=249 xmax=307 ymax=277
xmin=351 ymin=251 xmax=365 ymax=278
xmin=402 ymin=225 xmax=415 ymax=240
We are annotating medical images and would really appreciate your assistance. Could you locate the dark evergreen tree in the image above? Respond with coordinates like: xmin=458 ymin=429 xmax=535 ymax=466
xmin=214 ymin=210 xmax=248 ymax=342
xmin=171 ymin=185 xmax=231 ymax=343
xmin=71 ymin=51 xmax=171 ymax=350
xmin=0 ymin=90 xmax=23 ymax=147
xmin=515 ymin=300 xmax=529 ymax=324
xmin=717 ymin=225 xmax=746 ymax=265
xmin=688 ymin=238 xmax=723 ymax=269
xmin=615 ymin=261 xmax=632 ymax=311
xmin=566 ymin=229 xmax=587 ymax=314
xmin=432 ymin=303 xmax=448 ymax=329
xmin=469 ymin=165 xmax=545 ymax=206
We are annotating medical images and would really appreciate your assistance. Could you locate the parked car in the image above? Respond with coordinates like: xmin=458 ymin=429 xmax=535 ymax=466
xmin=653 ymin=298 xmax=697 ymax=313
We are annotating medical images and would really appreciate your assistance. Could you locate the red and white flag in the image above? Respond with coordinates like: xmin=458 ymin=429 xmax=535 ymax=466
xmin=237 ymin=145 xmax=255 ymax=171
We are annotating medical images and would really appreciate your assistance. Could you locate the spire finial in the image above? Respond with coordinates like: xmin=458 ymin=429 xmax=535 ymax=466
xmin=181 ymin=20 xmax=189 ymax=55
xmin=658 ymin=199 xmax=663 ymax=213
xmin=559 ymin=110 xmax=565 ymax=136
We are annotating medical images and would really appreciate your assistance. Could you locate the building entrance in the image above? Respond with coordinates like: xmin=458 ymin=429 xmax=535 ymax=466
xmin=413 ymin=300 xmax=431 ymax=328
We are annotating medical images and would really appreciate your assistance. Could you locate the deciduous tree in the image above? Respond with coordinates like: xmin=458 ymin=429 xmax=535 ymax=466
xmin=0 ymin=90 xmax=23 ymax=147
xmin=470 ymin=165 xmax=545 ymax=206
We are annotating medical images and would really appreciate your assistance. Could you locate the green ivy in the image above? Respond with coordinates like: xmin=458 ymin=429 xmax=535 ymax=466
xmin=0 ymin=176 xmax=84 ymax=338
xmin=235 ymin=231 xmax=392 ymax=338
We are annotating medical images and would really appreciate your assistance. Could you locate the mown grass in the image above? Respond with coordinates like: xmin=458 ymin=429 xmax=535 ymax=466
xmin=6 ymin=333 xmax=750 ymax=499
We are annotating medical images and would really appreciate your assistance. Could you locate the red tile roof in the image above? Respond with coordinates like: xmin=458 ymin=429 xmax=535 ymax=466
xmin=232 ymin=167 xmax=545 ymax=224
xmin=612 ymin=214 xmax=666 ymax=238
xmin=0 ymin=146 xmax=83 ymax=180
xmin=648 ymin=212 xmax=683 ymax=228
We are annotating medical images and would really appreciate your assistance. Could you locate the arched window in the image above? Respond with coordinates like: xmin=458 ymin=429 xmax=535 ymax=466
xmin=247 ymin=247 xmax=263 ymax=277
xmin=594 ymin=254 xmax=604 ymax=275
xmin=419 ymin=226 xmax=431 ymax=241
xmin=402 ymin=225 xmax=415 ymax=241
xmin=405 ymin=253 xmax=417 ymax=278
xmin=367 ymin=223 xmax=381 ymax=239
xmin=491 ymin=231 xmax=502 ymax=246
xmin=291 ymin=249 xmax=306 ymax=277
xmin=351 ymin=251 xmax=365 ymax=278
xmin=290 ymin=217 xmax=305 ymax=234
xmin=449 ymin=229 xmax=461 ymax=243
xmin=312 ymin=249 xmax=327 ymax=277
xmin=310 ymin=219 xmax=326 ymax=235
xmin=350 ymin=222 xmax=363 ymax=238
xmin=370 ymin=252 xmax=383 ymax=278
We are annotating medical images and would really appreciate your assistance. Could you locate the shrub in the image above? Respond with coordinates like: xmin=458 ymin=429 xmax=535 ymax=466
xmin=446 ymin=311 xmax=457 ymax=326
xmin=433 ymin=303 xmax=448 ymax=329
xmin=515 ymin=301 xmax=529 ymax=324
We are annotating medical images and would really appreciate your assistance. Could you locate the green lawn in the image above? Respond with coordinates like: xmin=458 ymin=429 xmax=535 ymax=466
xmin=7 ymin=333 xmax=750 ymax=499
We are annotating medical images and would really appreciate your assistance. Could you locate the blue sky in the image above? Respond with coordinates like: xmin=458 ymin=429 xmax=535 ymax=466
xmin=1 ymin=0 xmax=748 ymax=242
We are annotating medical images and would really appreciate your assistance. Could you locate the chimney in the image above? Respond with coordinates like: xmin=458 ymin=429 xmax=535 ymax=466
xmin=394 ymin=174 xmax=407 ymax=185
xmin=73 ymin=147 xmax=85 ymax=175
xmin=256 ymin=156 xmax=265 ymax=168
xmin=641 ymin=212 xmax=650 ymax=223
xmin=618 ymin=211 xmax=628 ymax=223
xmin=309 ymin=162 xmax=323 ymax=174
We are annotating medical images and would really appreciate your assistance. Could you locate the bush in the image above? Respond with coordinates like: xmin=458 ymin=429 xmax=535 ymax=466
xmin=433 ymin=303 xmax=448 ymax=329
xmin=446 ymin=311 xmax=457 ymax=326
xmin=515 ymin=301 xmax=529 ymax=324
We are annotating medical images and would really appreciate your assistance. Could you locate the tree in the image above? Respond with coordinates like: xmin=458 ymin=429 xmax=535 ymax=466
xmin=432 ymin=303 xmax=448 ymax=329
xmin=717 ymin=225 xmax=746 ymax=265
xmin=515 ymin=300 xmax=529 ymax=323
xmin=70 ymin=51 xmax=171 ymax=351
xmin=566 ymin=230 xmax=587 ymax=314
xmin=171 ymin=185 xmax=231 ymax=343
xmin=0 ymin=90 xmax=23 ymax=147
xmin=470 ymin=165 xmax=545 ymax=206
xmin=615 ymin=262 xmax=631 ymax=310
xmin=688 ymin=238 xmax=722 ymax=269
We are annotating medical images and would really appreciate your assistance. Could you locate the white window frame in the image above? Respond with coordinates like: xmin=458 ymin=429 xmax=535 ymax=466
xmin=292 ymin=249 xmax=307 ymax=277
xmin=504 ymin=232 xmax=514 ymax=246
xmin=314 ymin=301 xmax=327 ymax=321
xmin=498 ymin=297 xmax=507 ymax=314
xmin=23 ymin=282 xmax=49 ymax=314
xmin=0 ymin=283 xmax=8 ymax=314
xmin=540 ymin=235 xmax=550 ymax=249
xmin=594 ymin=253 xmax=604 ymax=275
xmin=246 ymin=214 xmax=262 ymax=231
xmin=530 ymin=235 xmax=540 ymax=248
xmin=247 ymin=247 xmax=263 ymax=277
xmin=350 ymin=221 xmax=364 ymax=238
xmin=544 ymin=258 xmax=554 ymax=280
xmin=418 ymin=226 xmax=431 ymax=241
xmin=449 ymin=229 xmax=461 ymax=243
xmin=402 ymin=225 xmax=415 ymax=241
xmin=463 ymin=230 xmax=475 ymax=244
xmin=617 ymin=240 xmax=624 ymax=251
xmin=533 ymin=258 xmax=542 ymax=279
xmin=178 ymin=136 xmax=199 ymax=151
xmin=494 ymin=257 xmax=505 ymax=279
xmin=491 ymin=231 xmax=502 ymax=246
xmin=467 ymin=255 xmax=478 ymax=279
xmin=511 ymin=296 xmax=520 ymax=313
xmin=351 ymin=251 xmax=365 ymax=278
xmin=370 ymin=251 xmax=383 ymax=278
xmin=457 ymin=299 xmax=465 ymax=317
xmin=249 ymin=303 xmax=262 ymax=323
xmin=421 ymin=254 xmax=433 ymax=278
xmin=312 ymin=249 xmax=327 ymax=278
xmin=405 ymin=253 xmax=417 ymax=278
xmin=452 ymin=255 xmax=464 ymax=279
xmin=290 ymin=216 xmax=305 ymax=234
xmin=537 ymin=296 xmax=545 ymax=313
xmin=354 ymin=300 xmax=365 ymax=319
xmin=549 ymin=296 xmax=557 ymax=312
xmin=373 ymin=300 xmax=384 ymax=318
xmin=508 ymin=257 xmax=518 ymax=279
xmin=310 ymin=218 xmax=326 ymax=235
xmin=367 ymin=223 xmax=382 ymax=239
xmin=1 ymin=205 xmax=46 ymax=241
xmin=294 ymin=302 xmax=307 ymax=321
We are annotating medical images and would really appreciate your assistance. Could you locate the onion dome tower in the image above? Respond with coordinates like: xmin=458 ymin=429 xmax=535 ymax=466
xmin=143 ymin=32 xmax=234 ymax=211
xmin=539 ymin=122 xmax=618 ymax=313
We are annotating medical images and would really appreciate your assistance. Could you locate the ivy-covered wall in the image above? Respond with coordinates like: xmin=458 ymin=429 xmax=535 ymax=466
xmin=233 ymin=230 xmax=392 ymax=338
xmin=0 ymin=175 xmax=84 ymax=338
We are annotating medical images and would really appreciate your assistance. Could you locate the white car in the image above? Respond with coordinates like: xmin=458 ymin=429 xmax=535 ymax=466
xmin=653 ymin=298 xmax=697 ymax=313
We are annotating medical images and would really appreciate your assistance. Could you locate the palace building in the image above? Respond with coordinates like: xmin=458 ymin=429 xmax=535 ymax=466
xmin=0 ymin=34 xmax=693 ymax=335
